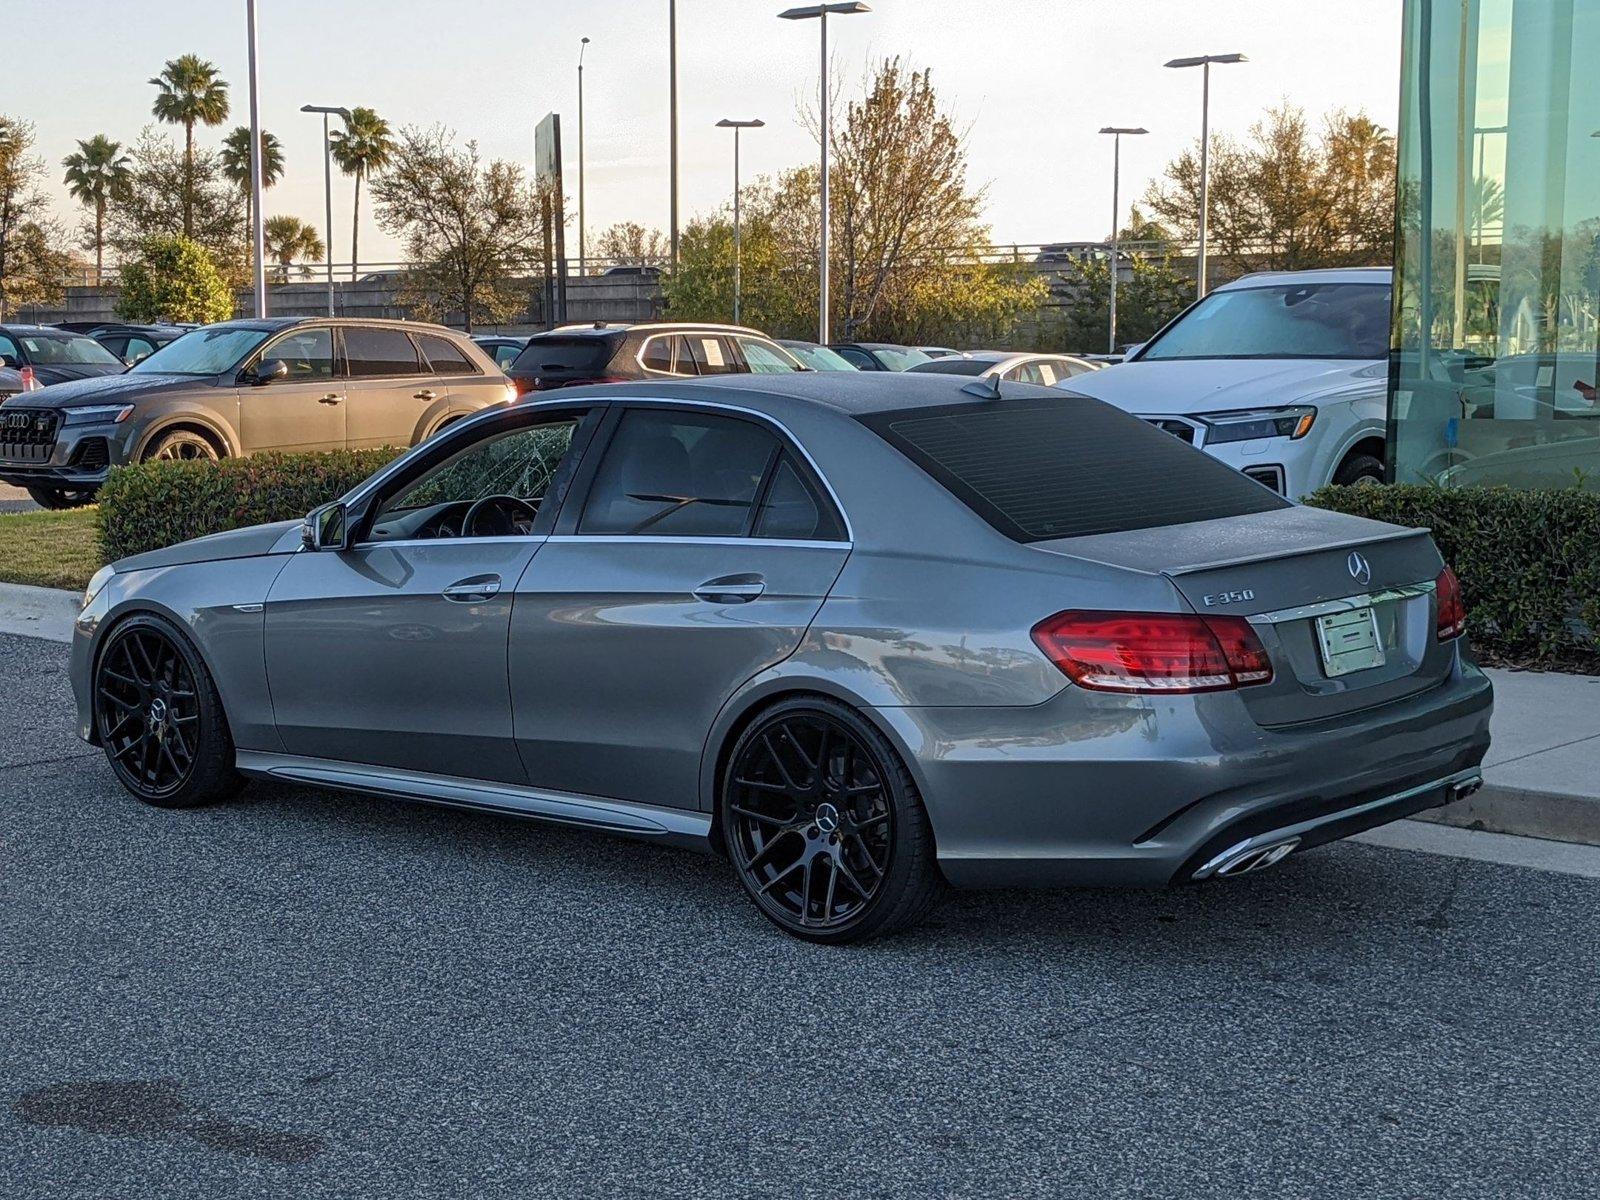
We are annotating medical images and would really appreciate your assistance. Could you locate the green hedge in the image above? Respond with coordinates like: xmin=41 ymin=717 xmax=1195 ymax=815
xmin=96 ymin=449 xmax=402 ymax=563
xmin=1307 ymin=483 xmax=1600 ymax=672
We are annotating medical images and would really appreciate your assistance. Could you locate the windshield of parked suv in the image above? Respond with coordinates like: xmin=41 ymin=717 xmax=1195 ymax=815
xmin=18 ymin=333 xmax=121 ymax=365
xmin=130 ymin=326 xmax=272 ymax=376
xmin=1138 ymin=282 xmax=1390 ymax=361
xmin=783 ymin=343 xmax=857 ymax=371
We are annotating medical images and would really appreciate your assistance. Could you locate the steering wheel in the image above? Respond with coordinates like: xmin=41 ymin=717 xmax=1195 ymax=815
xmin=461 ymin=494 xmax=539 ymax=537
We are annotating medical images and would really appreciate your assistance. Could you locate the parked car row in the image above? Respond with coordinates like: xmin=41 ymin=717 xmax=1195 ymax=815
xmin=0 ymin=318 xmax=511 ymax=509
xmin=1 ymin=266 xmax=1398 ymax=512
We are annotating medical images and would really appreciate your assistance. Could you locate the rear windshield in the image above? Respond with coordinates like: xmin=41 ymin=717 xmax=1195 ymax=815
xmin=511 ymin=335 xmax=618 ymax=375
xmin=861 ymin=395 xmax=1289 ymax=542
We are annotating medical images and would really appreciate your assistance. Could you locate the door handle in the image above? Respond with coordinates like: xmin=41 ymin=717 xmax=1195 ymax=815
xmin=693 ymin=574 xmax=766 ymax=604
xmin=318 ymin=393 xmax=341 ymax=405
xmin=442 ymin=574 xmax=502 ymax=602
xmin=414 ymin=389 xmax=439 ymax=401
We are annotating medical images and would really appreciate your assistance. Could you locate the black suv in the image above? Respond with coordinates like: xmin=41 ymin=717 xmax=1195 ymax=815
xmin=0 ymin=318 xmax=511 ymax=509
xmin=0 ymin=324 xmax=127 ymax=387
xmin=505 ymin=323 xmax=805 ymax=394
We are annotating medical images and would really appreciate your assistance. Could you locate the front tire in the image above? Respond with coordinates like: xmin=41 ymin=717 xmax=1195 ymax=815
xmin=721 ymin=697 xmax=943 ymax=944
xmin=143 ymin=429 xmax=221 ymax=463
xmin=93 ymin=614 xmax=244 ymax=809
xmin=25 ymin=484 xmax=96 ymax=510
xmin=1333 ymin=452 xmax=1385 ymax=486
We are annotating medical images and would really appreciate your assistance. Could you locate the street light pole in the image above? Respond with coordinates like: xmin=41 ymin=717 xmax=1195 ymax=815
xmin=717 ymin=119 xmax=765 ymax=325
xmin=301 ymin=104 xmax=351 ymax=317
xmin=779 ymin=3 xmax=870 ymax=345
xmin=1164 ymin=53 xmax=1246 ymax=298
xmin=245 ymin=0 xmax=266 ymax=317
xmin=669 ymin=0 xmax=678 ymax=269
xmin=578 ymin=36 xmax=590 ymax=275
xmin=1099 ymin=126 xmax=1147 ymax=355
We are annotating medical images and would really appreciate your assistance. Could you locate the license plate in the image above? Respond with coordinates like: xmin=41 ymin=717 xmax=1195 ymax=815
xmin=1315 ymin=606 xmax=1385 ymax=677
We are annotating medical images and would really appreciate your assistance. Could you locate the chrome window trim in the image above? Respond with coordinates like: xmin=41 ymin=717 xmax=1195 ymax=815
xmin=545 ymin=534 xmax=851 ymax=550
xmin=1245 ymin=580 xmax=1436 ymax=626
xmin=635 ymin=332 xmax=699 ymax=378
xmin=586 ymin=394 xmax=857 ymax=544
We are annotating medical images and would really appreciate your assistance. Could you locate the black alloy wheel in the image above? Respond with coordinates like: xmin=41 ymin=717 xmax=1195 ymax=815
xmin=145 ymin=429 xmax=220 ymax=463
xmin=722 ymin=698 xmax=942 ymax=943
xmin=94 ymin=615 xmax=243 ymax=808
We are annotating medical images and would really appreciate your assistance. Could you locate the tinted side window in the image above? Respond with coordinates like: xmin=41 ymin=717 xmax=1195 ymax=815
xmin=417 ymin=333 xmax=476 ymax=375
xmin=580 ymin=409 xmax=779 ymax=536
xmin=834 ymin=347 xmax=875 ymax=370
xmin=686 ymin=335 xmax=738 ymax=376
xmin=265 ymin=328 xmax=334 ymax=379
xmin=493 ymin=344 xmax=521 ymax=369
xmin=0 ymin=335 xmax=18 ymax=362
xmin=126 ymin=337 xmax=157 ymax=364
xmin=345 ymin=327 xmax=422 ymax=377
xmin=639 ymin=335 xmax=674 ymax=373
xmin=753 ymin=454 xmax=845 ymax=541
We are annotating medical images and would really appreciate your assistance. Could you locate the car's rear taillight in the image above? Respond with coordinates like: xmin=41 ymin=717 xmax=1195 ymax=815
xmin=1031 ymin=610 xmax=1274 ymax=694
xmin=1435 ymin=566 xmax=1466 ymax=640
xmin=511 ymin=376 xmax=539 ymax=395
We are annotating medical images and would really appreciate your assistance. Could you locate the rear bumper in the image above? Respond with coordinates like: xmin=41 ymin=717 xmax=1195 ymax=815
xmin=870 ymin=657 xmax=1494 ymax=888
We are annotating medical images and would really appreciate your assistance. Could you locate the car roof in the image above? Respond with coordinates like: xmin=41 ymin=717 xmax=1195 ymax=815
xmin=533 ymin=322 xmax=773 ymax=340
xmin=0 ymin=324 xmax=86 ymax=337
xmin=200 ymin=316 xmax=471 ymax=335
xmin=556 ymin=368 xmax=1062 ymax=419
xmin=1216 ymin=266 xmax=1392 ymax=290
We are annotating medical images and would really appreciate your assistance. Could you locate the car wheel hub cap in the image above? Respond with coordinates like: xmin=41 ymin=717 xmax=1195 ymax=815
xmin=814 ymin=802 xmax=840 ymax=834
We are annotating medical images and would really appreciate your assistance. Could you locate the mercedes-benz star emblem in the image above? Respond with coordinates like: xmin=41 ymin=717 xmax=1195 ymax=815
xmin=814 ymin=803 xmax=840 ymax=834
xmin=1347 ymin=551 xmax=1372 ymax=586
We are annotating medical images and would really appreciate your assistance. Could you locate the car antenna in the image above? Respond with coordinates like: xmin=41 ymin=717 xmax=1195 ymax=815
xmin=961 ymin=375 xmax=1004 ymax=401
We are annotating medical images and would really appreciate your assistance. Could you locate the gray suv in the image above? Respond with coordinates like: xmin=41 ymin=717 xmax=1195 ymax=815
xmin=0 ymin=317 xmax=512 ymax=509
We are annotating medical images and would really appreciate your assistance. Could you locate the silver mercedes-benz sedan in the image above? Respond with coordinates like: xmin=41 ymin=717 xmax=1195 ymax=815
xmin=71 ymin=373 xmax=1492 ymax=943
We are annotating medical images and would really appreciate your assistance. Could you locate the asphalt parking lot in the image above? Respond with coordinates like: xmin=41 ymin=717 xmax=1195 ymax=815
xmin=0 ymin=484 xmax=38 ymax=514
xmin=2 ymin=630 xmax=1598 ymax=1198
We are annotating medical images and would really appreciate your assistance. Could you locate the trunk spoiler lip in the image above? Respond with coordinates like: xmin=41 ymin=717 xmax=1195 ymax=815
xmin=1032 ymin=524 xmax=1434 ymax=578
xmin=1159 ymin=525 xmax=1433 ymax=577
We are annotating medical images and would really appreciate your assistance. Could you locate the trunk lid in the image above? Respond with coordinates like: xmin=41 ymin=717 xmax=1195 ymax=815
xmin=1035 ymin=505 xmax=1452 ymax=726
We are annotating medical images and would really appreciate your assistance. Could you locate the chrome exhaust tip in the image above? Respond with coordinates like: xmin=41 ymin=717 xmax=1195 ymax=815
xmin=1211 ymin=837 xmax=1301 ymax=879
xmin=1449 ymin=774 xmax=1484 ymax=802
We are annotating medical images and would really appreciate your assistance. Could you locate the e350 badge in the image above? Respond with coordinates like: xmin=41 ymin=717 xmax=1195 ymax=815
xmin=1202 ymin=588 xmax=1256 ymax=607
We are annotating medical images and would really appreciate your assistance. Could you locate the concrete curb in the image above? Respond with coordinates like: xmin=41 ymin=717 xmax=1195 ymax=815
xmin=0 ymin=582 xmax=78 ymax=644
xmin=1415 ymin=783 xmax=1600 ymax=847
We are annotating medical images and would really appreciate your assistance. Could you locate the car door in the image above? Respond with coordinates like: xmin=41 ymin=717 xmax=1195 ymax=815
xmin=237 ymin=326 xmax=346 ymax=452
xmin=341 ymin=325 xmax=438 ymax=449
xmin=415 ymin=331 xmax=501 ymax=422
xmin=508 ymin=403 xmax=852 ymax=810
xmin=263 ymin=405 xmax=598 ymax=783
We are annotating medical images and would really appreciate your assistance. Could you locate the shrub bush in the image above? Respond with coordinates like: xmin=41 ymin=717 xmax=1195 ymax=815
xmin=1307 ymin=483 xmax=1600 ymax=673
xmin=96 ymin=448 xmax=402 ymax=563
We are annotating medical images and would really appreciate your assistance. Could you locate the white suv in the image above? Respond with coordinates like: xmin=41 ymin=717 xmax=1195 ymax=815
xmin=1060 ymin=267 xmax=1390 ymax=497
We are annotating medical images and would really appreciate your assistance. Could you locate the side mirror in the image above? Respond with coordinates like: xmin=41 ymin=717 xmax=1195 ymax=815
xmin=301 ymin=501 xmax=349 ymax=552
xmin=252 ymin=358 xmax=290 ymax=386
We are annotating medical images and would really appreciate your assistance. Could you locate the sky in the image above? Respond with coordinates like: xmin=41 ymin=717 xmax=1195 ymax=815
xmin=6 ymin=0 xmax=1403 ymax=267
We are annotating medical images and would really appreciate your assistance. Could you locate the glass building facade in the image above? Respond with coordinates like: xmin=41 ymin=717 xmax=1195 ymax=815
xmin=1392 ymin=0 xmax=1600 ymax=489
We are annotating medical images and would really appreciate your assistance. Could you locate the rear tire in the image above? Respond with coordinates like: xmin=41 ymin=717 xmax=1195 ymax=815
xmin=721 ymin=697 xmax=944 ymax=944
xmin=1333 ymin=452 xmax=1385 ymax=486
xmin=93 ymin=613 xmax=245 ymax=809
xmin=25 ymin=485 xmax=95 ymax=510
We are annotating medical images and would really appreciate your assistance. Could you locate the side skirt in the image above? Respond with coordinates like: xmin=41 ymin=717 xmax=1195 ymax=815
xmin=235 ymin=750 xmax=715 ymax=852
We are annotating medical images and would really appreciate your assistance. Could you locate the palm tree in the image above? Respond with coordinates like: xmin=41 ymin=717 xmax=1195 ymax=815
xmin=61 ymin=135 xmax=131 ymax=285
xmin=328 ymin=107 xmax=394 ymax=281
xmin=220 ymin=126 xmax=284 ymax=267
xmin=149 ymin=54 xmax=230 ymax=237
xmin=264 ymin=214 xmax=325 ymax=283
